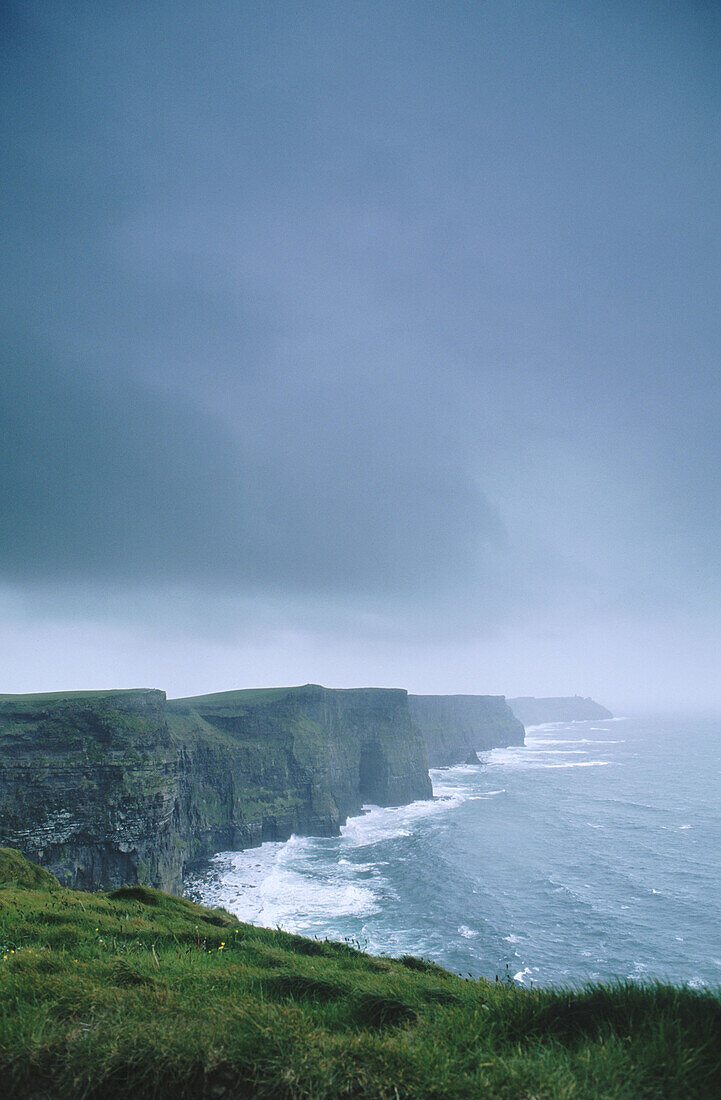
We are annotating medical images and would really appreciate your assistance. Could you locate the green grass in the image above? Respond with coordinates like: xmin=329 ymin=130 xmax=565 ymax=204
xmin=0 ymin=689 xmax=155 ymax=706
xmin=169 ymin=685 xmax=319 ymax=710
xmin=1 ymin=849 xmax=719 ymax=1098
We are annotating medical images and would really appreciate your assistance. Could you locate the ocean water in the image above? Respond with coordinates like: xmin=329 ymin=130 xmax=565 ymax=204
xmin=185 ymin=715 xmax=721 ymax=987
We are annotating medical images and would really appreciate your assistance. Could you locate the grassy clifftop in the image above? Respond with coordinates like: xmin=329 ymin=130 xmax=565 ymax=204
xmin=0 ymin=849 xmax=718 ymax=1099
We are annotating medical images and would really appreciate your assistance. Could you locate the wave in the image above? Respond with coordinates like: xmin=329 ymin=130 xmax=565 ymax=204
xmin=523 ymin=722 xmax=573 ymax=732
xmin=186 ymin=837 xmax=382 ymax=931
xmin=536 ymin=760 xmax=613 ymax=769
xmin=188 ymin=788 xmax=480 ymax=933
xmin=341 ymin=792 xmax=470 ymax=848
xmin=513 ymin=966 xmax=540 ymax=985
xmin=526 ymin=738 xmax=622 ymax=746
xmin=254 ymin=869 xmax=380 ymax=929
xmin=527 ymin=749 xmax=590 ymax=755
xmin=483 ymin=745 xmax=613 ymax=770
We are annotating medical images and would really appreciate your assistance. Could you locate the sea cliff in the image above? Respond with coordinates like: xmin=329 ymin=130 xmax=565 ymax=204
xmin=0 ymin=685 xmax=431 ymax=894
xmin=169 ymin=684 xmax=432 ymax=865
xmin=508 ymin=696 xmax=613 ymax=726
xmin=409 ymin=694 xmax=525 ymax=767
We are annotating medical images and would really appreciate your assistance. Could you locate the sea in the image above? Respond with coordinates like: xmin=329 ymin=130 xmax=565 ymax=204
xmin=185 ymin=714 xmax=721 ymax=988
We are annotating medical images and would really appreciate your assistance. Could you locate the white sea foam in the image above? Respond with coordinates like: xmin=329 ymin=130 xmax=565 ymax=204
xmin=341 ymin=792 xmax=469 ymax=848
xmin=254 ymin=870 xmax=379 ymax=929
xmin=187 ymin=837 xmax=383 ymax=932
xmin=523 ymin=722 xmax=571 ymax=733
xmin=536 ymin=760 xmax=613 ymax=769
xmin=187 ymin=781 xmax=481 ymax=937
xmin=526 ymin=738 xmax=621 ymax=746
xmin=487 ymin=746 xmax=613 ymax=770
xmin=513 ymin=966 xmax=539 ymax=985
xmin=534 ymin=749 xmax=589 ymax=755
xmin=458 ymin=924 xmax=478 ymax=939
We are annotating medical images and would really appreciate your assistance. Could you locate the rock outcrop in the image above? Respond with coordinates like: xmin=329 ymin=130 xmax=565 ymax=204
xmin=0 ymin=685 xmax=431 ymax=894
xmin=408 ymin=694 xmax=525 ymax=767
xmin=508 ymin=696 xmax=613 ymax=726
xmin=0 ymin=690 xmax=184 ymax=893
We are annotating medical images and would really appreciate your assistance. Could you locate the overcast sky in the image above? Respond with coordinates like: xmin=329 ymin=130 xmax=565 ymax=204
xmin=2 ymin=0 xmax=719 ymax=710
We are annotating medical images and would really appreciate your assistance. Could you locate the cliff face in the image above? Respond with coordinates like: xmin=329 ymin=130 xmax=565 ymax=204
xmin=169 ymin=685 xmax=431 ymax=862
xmin=508 ymin=696 xmax=613 ymax=726
xmin=0 ymin=690 xmax=183 ymax=892
xmin=0 ymin=685 xmax=431 ymax=894
xmin=408 ymin=694 xmax=525 ymax=767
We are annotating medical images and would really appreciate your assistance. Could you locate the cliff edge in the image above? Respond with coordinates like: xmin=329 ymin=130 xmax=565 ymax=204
xmin=409 ymin=694 xmax=525 ymax=767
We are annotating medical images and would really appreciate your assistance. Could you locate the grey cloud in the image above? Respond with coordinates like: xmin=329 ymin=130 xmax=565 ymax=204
xmin=1 ymin=1 xmax=719 ymax=704
xmin=1 ymin=335 xmax=502 ymax=599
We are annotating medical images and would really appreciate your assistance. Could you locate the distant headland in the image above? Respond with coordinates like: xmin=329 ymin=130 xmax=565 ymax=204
xmin=508 ymin=696 xmax=613 ymax=726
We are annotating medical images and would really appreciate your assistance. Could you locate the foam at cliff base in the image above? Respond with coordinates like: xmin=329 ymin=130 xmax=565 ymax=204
xmin=186 ymin=837 xmax=381 ymax=931
xmin=184 ymin=781 xmax=493 ymax=936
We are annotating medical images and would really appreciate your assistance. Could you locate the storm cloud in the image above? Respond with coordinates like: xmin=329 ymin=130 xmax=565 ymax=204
xmin=1 ymin=1 xmax=719 ymax=707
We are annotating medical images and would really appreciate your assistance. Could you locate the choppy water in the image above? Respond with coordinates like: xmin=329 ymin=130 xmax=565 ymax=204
xmin=185 ymin=715 xmax=721 ymax=987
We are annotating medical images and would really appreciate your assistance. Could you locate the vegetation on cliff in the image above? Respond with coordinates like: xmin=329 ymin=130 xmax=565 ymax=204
xmin=1 ymin=849 xmax=719 ymax=1099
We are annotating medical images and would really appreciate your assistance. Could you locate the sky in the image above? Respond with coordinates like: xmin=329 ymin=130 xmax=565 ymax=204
xmin=1 ymin=0 xmax=719 ymax=710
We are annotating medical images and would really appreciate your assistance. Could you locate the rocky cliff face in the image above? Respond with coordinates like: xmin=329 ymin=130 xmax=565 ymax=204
xmin=0 ymin=685 xmax=431 ymax=894
xmin=169 ymin=685 xmax=431 ymax=860
xmin=508 ymin=696 xmax=613 ymax=726
xmin=409 ymin=694 xmax=525 ymax=767
xmin=0 ymin=690 xmax=183 ymax=892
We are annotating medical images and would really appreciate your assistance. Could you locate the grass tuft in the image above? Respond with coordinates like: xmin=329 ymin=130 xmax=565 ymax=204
xmin=108 ymin=885 xmax=162 ymax=906
xmin=0 ymin=847 xmax=60 ymax=889
xmin=351 ymin=990 xmax=419 ymax=1030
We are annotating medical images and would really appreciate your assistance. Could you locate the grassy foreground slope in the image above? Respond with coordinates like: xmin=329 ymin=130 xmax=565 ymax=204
xmin=1 ymin=851 xmax=719 ymax=1099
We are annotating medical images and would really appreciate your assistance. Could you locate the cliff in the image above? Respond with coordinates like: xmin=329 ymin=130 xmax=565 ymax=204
xmin=0 ymin=690 xmax=184 ymax=893
xmin=0 ymin=684 xmax=431 ymax=894
xmin=168 ymin=684 xmax=432 ymax=865
xmin=408 ymin=694 xmax=525 ymax=767
xmin=508 ymin=696 xmax=613 ymax=726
